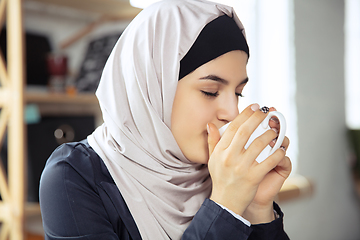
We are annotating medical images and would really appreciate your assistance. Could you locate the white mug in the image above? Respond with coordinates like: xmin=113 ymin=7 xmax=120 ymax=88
xmin=218 ymin=111 xmax=286 ymax=163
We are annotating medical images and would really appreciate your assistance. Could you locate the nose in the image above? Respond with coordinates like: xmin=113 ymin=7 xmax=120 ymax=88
xmin=216 ymin=96 xmax=239 ymax=123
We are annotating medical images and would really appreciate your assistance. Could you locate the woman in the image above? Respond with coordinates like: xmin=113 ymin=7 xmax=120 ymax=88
xmin=40 ymin=0 xmax=291 ymax=239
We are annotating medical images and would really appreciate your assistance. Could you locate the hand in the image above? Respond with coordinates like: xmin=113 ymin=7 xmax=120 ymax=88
xmin=242 ymin=107 xmax=291 ymax=224
xmin=207 ymin=104 xmax=291 ymax=222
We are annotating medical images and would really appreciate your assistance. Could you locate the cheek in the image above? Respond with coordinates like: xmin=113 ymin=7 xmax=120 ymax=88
xmin=173 ymin=99 xmax=208 ymax=133
xmin=171 ymin=96 xmax=214 ymax=163
xmin=181 ymin=98 xmax=214 ymax=129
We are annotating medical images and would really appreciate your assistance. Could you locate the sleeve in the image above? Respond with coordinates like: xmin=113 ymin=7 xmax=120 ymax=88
xmin=182 ymin=199 xmax=289 ymax=240
xmin=182 ymin=199 xmax=252 ymax=240
xmin=39 ymin=146 xmax=119 ymax=240
xmin=215 ymin=202 xmax=251 ymax=227
xmin=248 ymin=202 xmax=290 ymax=240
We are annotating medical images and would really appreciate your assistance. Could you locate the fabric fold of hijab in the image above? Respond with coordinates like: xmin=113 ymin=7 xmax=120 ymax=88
xmin=87 ymin=0 xmax=248 ymax=239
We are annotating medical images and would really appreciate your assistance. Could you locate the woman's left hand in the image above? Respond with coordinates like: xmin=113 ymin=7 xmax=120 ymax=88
xmin=242 ymin=107 xmax=292 ymax=224
xmin=242 ymin=136 xmax=291 ymax=224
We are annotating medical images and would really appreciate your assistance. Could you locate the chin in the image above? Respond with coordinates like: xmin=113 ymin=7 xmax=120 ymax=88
xmin=182 ymin=137 xmax=209 ymax=164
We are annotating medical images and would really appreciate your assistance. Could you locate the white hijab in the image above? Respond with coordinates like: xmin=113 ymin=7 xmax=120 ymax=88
xmin=87 ymin=0 xmax=247 ymax=239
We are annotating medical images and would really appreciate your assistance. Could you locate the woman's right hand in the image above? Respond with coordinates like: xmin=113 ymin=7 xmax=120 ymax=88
xmin=207 ymin=104 xmax=287 ymax=218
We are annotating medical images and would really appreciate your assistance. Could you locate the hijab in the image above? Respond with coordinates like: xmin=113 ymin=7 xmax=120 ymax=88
xmin=87 ymin=0 xmax=248 ymax=239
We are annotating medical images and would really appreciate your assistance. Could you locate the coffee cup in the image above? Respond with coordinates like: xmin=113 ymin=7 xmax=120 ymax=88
xmin=218 ymin=111 xmax=286 ymax=163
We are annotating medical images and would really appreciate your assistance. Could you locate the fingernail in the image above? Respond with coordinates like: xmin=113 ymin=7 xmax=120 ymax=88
xmin=272 ymin=138 xmax=277 ymax=144
xmin=251 ymin=103 xmax=260 ymax=111
xmin=270 ymin=117 xmax=279 ymax=124
xmin=280 ymin=146 xmax=286 ymax=151
xmin=207 ymin=124 xmax=210 ymax=134
xmin=260 ymin=106 xmax=269 ymax=113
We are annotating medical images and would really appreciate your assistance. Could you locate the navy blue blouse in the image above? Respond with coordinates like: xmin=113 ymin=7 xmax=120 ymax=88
xmin=39 ymin=140 xmax=289 ymax=240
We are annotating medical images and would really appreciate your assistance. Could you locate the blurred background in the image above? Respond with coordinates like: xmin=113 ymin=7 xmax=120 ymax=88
xmin=1 ymin=0 xmax=360 ymax=239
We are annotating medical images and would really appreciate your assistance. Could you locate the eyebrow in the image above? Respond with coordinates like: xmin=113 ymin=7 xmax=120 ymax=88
xmin=199 ymin=74 xmax=249 ymax=86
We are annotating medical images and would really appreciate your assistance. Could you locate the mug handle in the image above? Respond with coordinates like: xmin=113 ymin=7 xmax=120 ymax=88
xmin=244 ymin=111 xmax=287 ymax=163
xmin=266 ymin=111 xmax=287 ymax=155
xmin=218 ymin=111 xmax=287 ymax=163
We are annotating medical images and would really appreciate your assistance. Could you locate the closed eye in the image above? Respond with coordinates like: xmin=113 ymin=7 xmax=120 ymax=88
xmin=201 ymin=90 xmax=219 ymax=97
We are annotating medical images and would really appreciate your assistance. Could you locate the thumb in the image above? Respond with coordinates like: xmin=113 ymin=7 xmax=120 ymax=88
xmin=207 ymin=123 xmax=221 ymax=156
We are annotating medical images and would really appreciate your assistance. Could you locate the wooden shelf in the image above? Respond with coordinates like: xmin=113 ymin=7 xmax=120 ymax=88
xmin=25 ymin=0 xmax=142 ymax=19
xmin=278 ymin=175 xmax=314 ymax=202
xmin=25 ymin=91 xmax=103 ymax=125
xmin=25 ymin=91 xmax=98 ymax=104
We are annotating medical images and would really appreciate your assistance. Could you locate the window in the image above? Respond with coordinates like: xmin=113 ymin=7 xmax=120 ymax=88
xmin=345 ymin=0 xmax=360 ymax=129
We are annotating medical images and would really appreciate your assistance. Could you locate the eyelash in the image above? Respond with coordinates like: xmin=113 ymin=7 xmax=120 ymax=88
xmin=201 ymin=91 xmax=244 ymax=98
xmin=201 ymin=90 xmax=219 ymax=97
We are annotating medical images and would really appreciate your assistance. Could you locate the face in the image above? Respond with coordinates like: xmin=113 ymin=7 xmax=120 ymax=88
xmin=171 ymin=50 xmax=248 ymax=164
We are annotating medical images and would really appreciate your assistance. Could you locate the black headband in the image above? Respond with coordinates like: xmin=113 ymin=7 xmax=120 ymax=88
xmin=179 ymin=15 xmax=249 ymax=80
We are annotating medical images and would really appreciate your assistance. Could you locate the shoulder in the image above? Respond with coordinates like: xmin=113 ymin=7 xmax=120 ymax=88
xmin=39 ymin=140 xmax=116 ymax=211
xmin=43 ymin=140 xmax=95 ymax=173
xmin=41 ymin=140 xmax=113 ymax=189
xmin=39 ymin=140 xmax=131 ymax=239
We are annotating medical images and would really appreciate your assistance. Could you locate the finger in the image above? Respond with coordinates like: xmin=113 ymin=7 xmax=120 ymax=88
xmin=269 ymin=116 xmax=280 ymax=130
xmin=270 ymin=132 xmax=288 ymax=147
xmin=227 ymin=109 xmax=270 ymax=154
xmin=270 ymin=136 xmax=290 ymax=150
xmin=242 ymin=128 xmax=278 ymax=163
xmin=268 ymin=106 xmax=279 ymax=130
xmin=275 ymin=156 xmax=292 ymax=176
xmin=266 ymin=107 xmax=280 ymax=148
xmin=218 ymin=103 xmax=259 ymax=148
xmin=269 ymin=107 xmax=277 ymax=112
xmin=256 ymin=148 xmax=287 ymax=175
xmin=207 ymin=123 xmax=221 ymax=156
xmin=281 ymin=136 xmax=290 ymax=150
